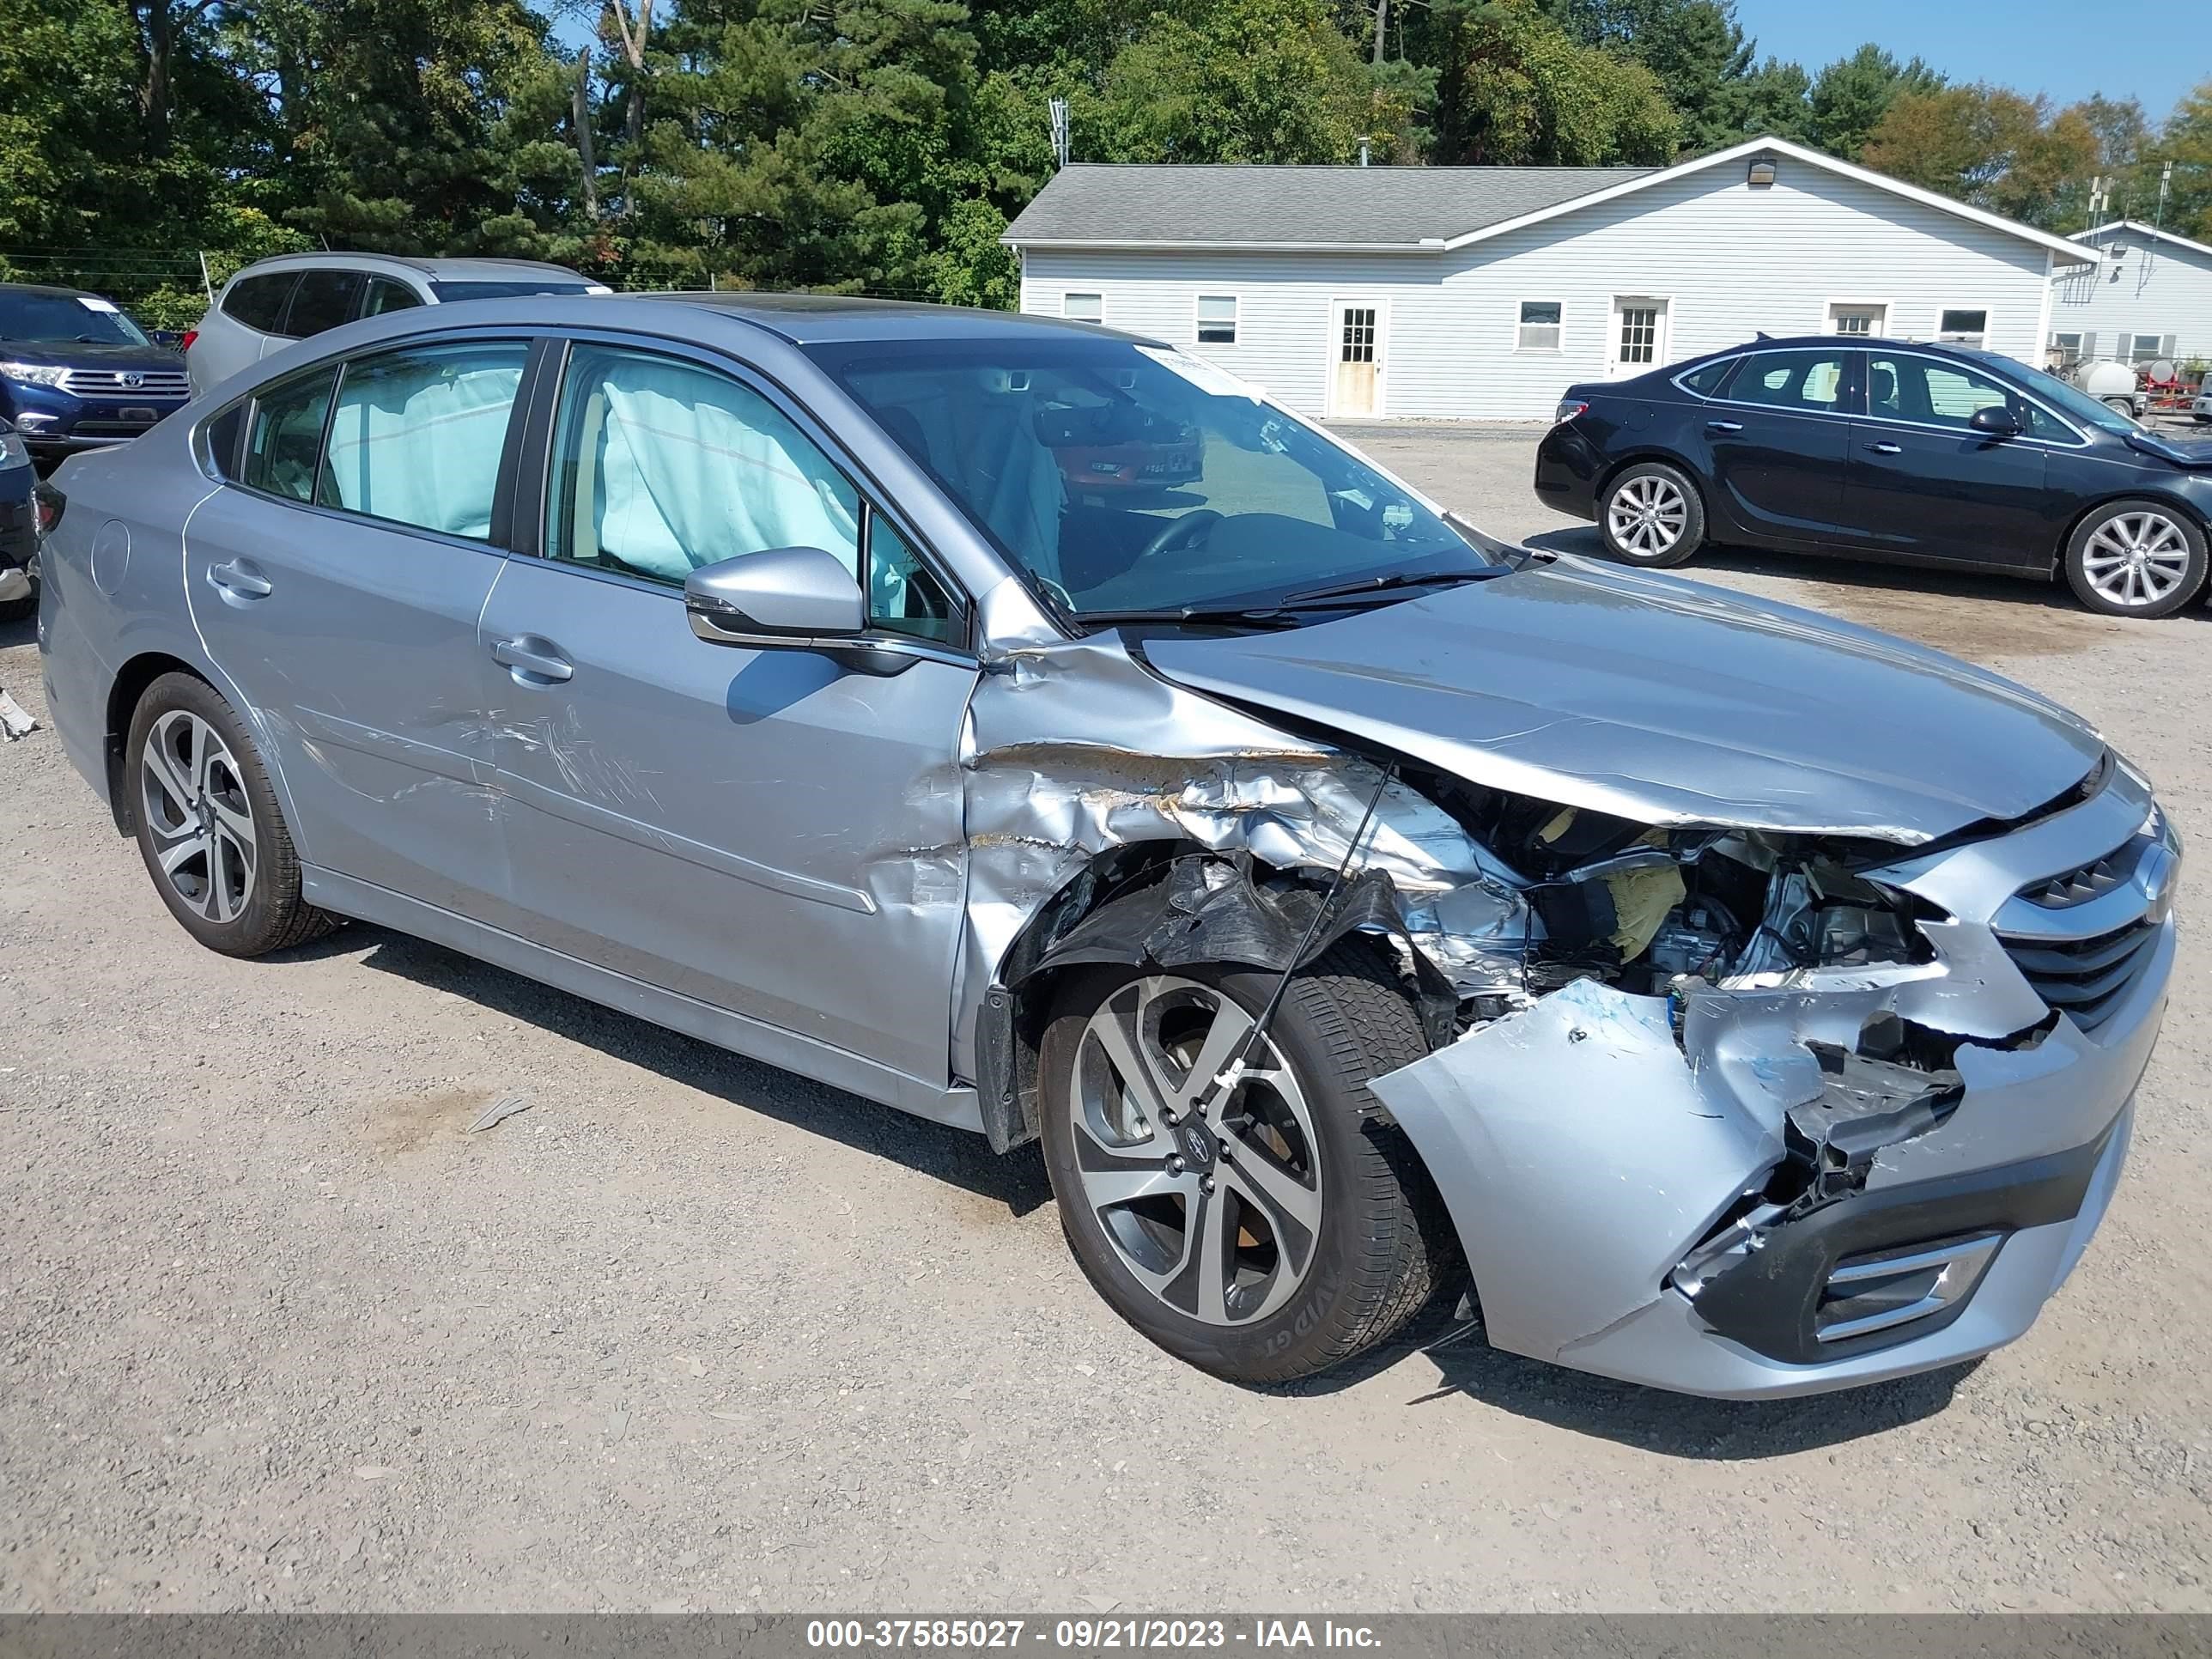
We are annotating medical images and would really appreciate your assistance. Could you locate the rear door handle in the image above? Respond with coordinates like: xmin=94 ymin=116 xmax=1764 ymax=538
xmin=1705 ymin=419 xmax=1743 ymax=432
xmin=206 ymin=558 xmax=272 ymax=599
xmin=1864 ymin=441 xmax=1902 ymax=455
xmin=490 ymin=635 xmax=573 ymax=684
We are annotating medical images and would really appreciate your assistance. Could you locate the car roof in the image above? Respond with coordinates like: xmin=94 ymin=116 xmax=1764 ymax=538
xmin=633 ymin=291 xmax=1158 ymax=346
xmin=0 ymin=282 xmax=106 ymax=300
xmin=226 ymin=252 xmax=593 ymax=285
xmin=1686 ymin=335 xmax=1999 ymax=362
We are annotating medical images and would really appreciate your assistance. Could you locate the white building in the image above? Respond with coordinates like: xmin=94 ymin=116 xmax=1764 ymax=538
xmin=2051 ymin=221 xmax=2212 ymax=370
xmin=1003 ymin=136 xmax=2094 ymax=422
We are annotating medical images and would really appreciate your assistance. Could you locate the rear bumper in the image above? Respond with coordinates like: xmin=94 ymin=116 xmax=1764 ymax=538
xmin=1533 ymin=422 xmax=1601 ymax=520
xmin=1372 ymin=767 xmax=2175 ymax=1399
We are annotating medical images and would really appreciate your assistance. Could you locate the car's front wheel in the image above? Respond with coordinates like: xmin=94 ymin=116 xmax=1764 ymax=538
xmin=1037 ymin=944 xmax=1453 ymax=1384
xmin=1598 ymin=462 xmax=1705 ymax=568
xmin=2062 ymin=500 xmax=2208 ymax=618
xmin=125 ymin=672 xmax=337 ymax=956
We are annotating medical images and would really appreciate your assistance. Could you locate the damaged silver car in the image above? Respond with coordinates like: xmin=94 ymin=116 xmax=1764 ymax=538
xmin=37 ymin=295 xmax=2177 ymax=1396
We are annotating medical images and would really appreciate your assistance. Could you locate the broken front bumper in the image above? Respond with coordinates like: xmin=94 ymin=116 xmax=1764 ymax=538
xmin=1371 ymin=763 xmax=2176 ymax=1400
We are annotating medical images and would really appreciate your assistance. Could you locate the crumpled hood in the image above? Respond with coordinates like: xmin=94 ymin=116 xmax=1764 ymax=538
xmin=1139 ymin=556 xmax=2106 ymax=843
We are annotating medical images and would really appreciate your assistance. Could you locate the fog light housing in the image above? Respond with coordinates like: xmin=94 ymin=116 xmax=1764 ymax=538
xmin=1815 ymin=1233 xmax=2002 ymax=1343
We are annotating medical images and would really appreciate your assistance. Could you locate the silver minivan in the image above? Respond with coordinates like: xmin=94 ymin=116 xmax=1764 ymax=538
xmin=185 ymin=253 xmax=606 ymax=394
xmin=39 ymin=294 xmax=2176 ymax=1399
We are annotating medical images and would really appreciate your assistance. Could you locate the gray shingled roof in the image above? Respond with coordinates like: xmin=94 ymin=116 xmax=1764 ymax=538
xmin=1001 ymin=162 xmax=1657 ymax=248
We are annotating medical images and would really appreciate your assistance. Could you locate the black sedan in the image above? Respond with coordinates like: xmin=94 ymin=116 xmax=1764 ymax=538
xmin=1534 ymin=336 xmax=2212 ymax=617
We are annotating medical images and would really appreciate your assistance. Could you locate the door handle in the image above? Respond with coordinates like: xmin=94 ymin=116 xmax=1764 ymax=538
xmin=206 ymin=558 xmax=271 ymax=599
xmin=1704 ymin=419 xmax=1742 ymax=432
xmin=490 ymin=635 xmax=574 ymax=684
xmin=1864 ymin=441 xmax=1903 ymax=455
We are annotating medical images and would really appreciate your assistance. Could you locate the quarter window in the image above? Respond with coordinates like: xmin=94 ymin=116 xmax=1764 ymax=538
xmin=240 ymin=369 xmax=336 ymax=503
xmin=1727 ymin=349 xmax=1849 ymax=412
xmin=223 ymin=274 xmax=297 ymax=335
xmin=1676 ymin=357 xmax=1735 ymax=397
xmin=1195 ymin=295 xmax=1237 ymax=345
xmin=1516 ymin=301 xmax=1563 ymax=352
xmin=362 ymin=278 xmax=424 ymax=318
xmin=317 ymin=342 xmax=529 ymax=539
xmin=1062 ymin=293 xmax=1103 ymax=324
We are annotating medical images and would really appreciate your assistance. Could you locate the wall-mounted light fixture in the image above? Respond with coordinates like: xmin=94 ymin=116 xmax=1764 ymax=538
xmin=1747 ymin=158 xmax=1777 ymax=187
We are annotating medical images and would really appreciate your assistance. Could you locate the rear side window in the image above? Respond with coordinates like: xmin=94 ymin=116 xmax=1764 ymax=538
xmin=361 ymin=278 xmax=423 ymax=317
xmin=1726 ymin=349 xmax=1850 ymax=412
xmin=241 ymin=369 xmax=336 ymax=502
xmin=223 ymin=274 xmax=297 ymax=335
xmin=1677 ymin=358 xmax=1735 ymax=397
xmin=318 ymin=342 xmax=529 ymax=539
xmin=283 ymin=270 xmax=363 ymax=339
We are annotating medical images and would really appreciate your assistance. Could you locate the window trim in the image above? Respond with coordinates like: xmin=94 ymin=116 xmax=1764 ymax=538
xmin=1193 ymin=292 xmax=1239 ymax=347
xmin=1061 ymin=291 xmax=1104 ymax=325
xmin=1823 ymin=297 xmax=1891 ymax=338
xmin=516 ymin=329 xmax=978 ymax=657
xmin=1856 ymin=346 xmax=2089 ymax=448
xmin=1935 ymin=305 xmax=1992 ymax=348
xmin=1514 ymin=299 xmax=1565 ymax=356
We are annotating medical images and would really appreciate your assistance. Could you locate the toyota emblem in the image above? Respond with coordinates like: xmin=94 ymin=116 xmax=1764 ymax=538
xmin=120 ymin=372 xmax=144 ymax=389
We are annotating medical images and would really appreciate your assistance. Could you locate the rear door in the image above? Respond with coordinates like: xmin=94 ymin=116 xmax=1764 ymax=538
xmin=1699 ymin=347 xmax=1861 ymax=545
xmin=1846 ymin=351 xmax=2053 ymax=567
xmin=473 ymin=336 xmax=979 ymax=1085
xmin=185 ymin=336 xmax=536 ymax=926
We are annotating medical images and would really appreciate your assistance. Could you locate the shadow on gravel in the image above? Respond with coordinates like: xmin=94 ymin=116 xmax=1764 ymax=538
xmin=1279 ymin=1300 xmax=1972 ymax=1455
xmin=319 ymin=921 xmax=1055 ymax=1216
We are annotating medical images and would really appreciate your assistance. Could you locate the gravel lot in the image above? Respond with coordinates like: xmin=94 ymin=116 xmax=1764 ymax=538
xmin=3 ymin=427 xmax=2209 ymax=1613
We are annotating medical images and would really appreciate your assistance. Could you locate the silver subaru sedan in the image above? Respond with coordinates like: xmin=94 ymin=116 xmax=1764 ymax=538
xmin=34 ymin=295 xmax=2176 ymax=1396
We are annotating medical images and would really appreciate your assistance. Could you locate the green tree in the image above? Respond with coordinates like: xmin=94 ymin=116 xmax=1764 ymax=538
xmin=1863 ymin=83 xmax=2100 ymax=229
xmin=2150 ymin=81 xmax=2212 ymax=241
xmin=1540 ymin=0 xmax=1750 ymax=153
xmin=1431 ymin=0 xmax=1677 ymax=165
xmin=1802 ymin=43 xmax=1942 ymax=159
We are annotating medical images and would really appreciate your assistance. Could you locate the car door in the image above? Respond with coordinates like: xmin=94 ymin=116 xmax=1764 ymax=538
xmin=476 ymin=337 xmax=978 ymax=1087
xmin=1698 ymin=348 xmax=1860 ymax=546
xmin=1846 ymin=351 xmax=2053 ymax=566
xmin=185 ymin=337 xmax=535 ymax=926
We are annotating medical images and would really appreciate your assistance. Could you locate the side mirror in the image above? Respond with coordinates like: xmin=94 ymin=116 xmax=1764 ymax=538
xmin=1968 ymin=404 xmax=2023 ymax=438
xmin=684 ymin=546 xmax=863 ymax=645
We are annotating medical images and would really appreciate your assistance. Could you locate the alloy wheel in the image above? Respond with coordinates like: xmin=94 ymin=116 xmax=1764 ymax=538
xmin=2081 ymin=511 xmax=2194 ymax=610
xmin=140 ymin=709 xmax=257 ymax=923
xmin=1067 ymin=976 xmax=1323 ymax=1328
xmin=1607 ymin=475 xmax=1687 ymax=557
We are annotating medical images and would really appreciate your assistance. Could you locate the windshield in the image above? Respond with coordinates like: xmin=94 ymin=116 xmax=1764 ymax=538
xmin=0 ymin=290 xmax=153 ymax=347
xmin=808 ymin=336 xmax=1496 ymax=623
xmin=430 ymin=279 xmax=594 ymax=302
xmin=1963 ymin=349 xmax=2139 ymax=437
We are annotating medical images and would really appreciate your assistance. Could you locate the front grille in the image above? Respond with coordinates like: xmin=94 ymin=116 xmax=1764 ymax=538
xmin=58 ymin=368 xmax=191 ymax=399
xmin=2027 ymin=834 xmax=2151 ymax=908
xmin=1997 ymin=916 xmax=2161 ymax=1032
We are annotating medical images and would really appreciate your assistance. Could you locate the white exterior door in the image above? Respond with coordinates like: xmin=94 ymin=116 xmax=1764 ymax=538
xmin=1607 ymin=296 xmax=1670 ymax=379
xmin=1331 ymin=301 xmax=1382 ymax=416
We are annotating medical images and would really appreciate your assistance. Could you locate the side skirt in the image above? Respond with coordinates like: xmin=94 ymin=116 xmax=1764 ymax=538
xmin=301 ymin=866 xmax=985 ymax=1134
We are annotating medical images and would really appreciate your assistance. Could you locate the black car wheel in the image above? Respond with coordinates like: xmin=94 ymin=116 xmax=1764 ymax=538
xmin=1599 ymin=462 xmax=1705 ymax=568
xmin=2063 ymin=500 xmax=2208 ymax=618
xmin=126 ymin=672 xmax=339 ymax=956
xmin=1036 ymin=941 xmax=1453 ymax=1385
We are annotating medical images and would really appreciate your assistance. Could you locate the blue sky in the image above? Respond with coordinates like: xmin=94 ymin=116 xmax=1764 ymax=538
xmin=1735 ymin=0 xmax=2212 ymax=120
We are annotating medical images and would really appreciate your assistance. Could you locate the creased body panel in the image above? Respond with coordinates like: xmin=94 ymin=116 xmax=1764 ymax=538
xmin=1142 ymin=558 xmax=2104 ymax=842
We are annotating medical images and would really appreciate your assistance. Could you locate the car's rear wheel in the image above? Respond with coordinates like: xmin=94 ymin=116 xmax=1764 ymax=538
xmin=0 ymin=593 xmax=32 ymax=624
xmin=1599 ymin=462 xmax=1705 ymax=568
xmin=2063 ymin=500 xmax=2208 ymax=618
xmin=1037 ymin=943 xmax=1452 ymax=1384
xmin=125 ymin=672 xmax=337 ymax=956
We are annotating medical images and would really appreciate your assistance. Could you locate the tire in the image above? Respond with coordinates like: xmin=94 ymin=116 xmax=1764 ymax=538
xmin=2062 ymin=499 xmax=2209 ymax=619
xmin=1598 ymin=461 xmax=1705 ymax=568
xmin=2102 ymin=397 xmax=2136 ymax=417
xmin=0 ymin=592 xmax=33 ymax=624
xmin=1037 ymin=940 xmax=1454 ymax=1385
xmin=125 ymin=672 xmax=337 ymax=956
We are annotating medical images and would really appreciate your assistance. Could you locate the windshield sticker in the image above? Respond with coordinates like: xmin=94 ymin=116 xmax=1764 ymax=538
xmin=1137 ymin=346 xmax=1266 ymax=403
xmin=77 ymin=297 xmax=121 ymax=313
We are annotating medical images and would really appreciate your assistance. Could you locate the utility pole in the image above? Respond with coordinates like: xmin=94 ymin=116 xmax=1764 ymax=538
xmin=1049 ymin=97 xmax=1071 ymax=170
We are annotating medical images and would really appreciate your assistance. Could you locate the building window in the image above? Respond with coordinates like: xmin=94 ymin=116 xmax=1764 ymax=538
xmin=1827 ymin=301 xmax=1886 ymax=337
xmin=1516 ymin=300 xmax=1562 ymax=352
xmin=1062 ymin=292 xmax=1103 ymax=324
xmin=2049 ymin=331 xmax=2085 ymax=368
xmin=1195 ymin=295 xmax=1237 ymax=345
xmin=1936 ymin=307 xmax=1988 ymax=347
xmin=2128 ymin=332 xmax=2167 ymax=365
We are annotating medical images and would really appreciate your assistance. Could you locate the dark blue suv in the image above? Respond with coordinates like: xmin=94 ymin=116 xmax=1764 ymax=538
xmin=0 ymin=283 xmax=190 ymax=462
